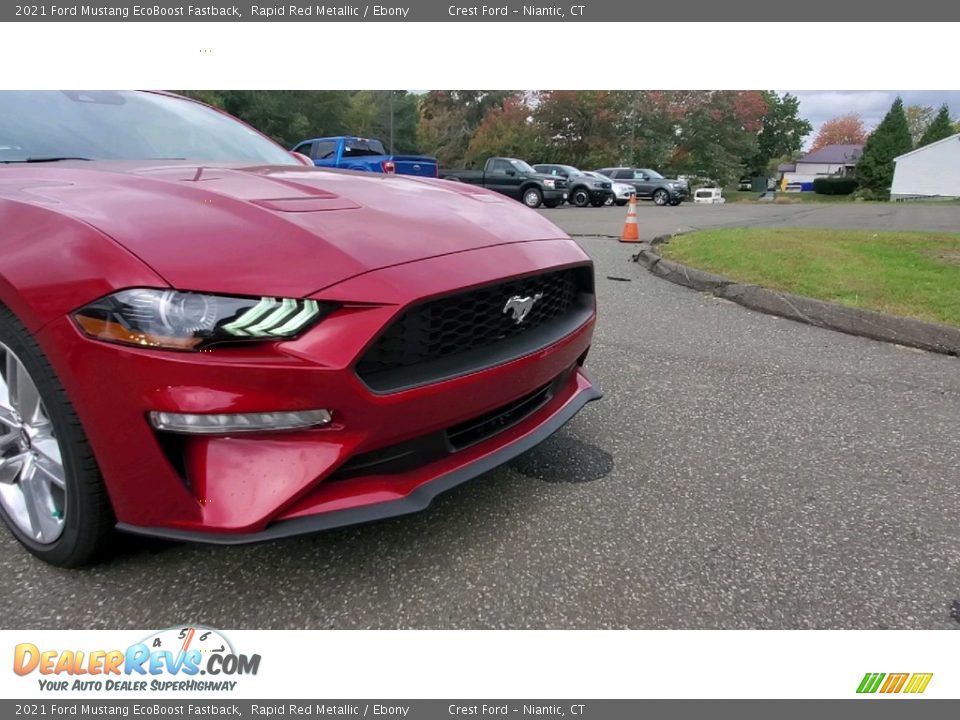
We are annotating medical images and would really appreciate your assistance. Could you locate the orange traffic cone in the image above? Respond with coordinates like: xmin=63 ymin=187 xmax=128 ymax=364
xmin=619 ymin=194 xmax=640 ymax=243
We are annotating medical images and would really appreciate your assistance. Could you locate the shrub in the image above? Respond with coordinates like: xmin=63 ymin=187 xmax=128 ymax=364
xmin=813 ymin=177 xmax=859 ymax=195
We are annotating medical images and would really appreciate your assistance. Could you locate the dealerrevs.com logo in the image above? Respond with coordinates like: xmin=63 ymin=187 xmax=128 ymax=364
xmin=13 ymin=626 xmax=260 ymax=692
xmin=857 ymin=673 xmax=933 ymax=695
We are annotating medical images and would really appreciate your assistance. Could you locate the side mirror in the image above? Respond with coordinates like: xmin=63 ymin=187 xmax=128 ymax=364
xmin=506 ymin=169 xmax=516 ymax=177
xmin=290 ymin=151 xmax=313 ymax=167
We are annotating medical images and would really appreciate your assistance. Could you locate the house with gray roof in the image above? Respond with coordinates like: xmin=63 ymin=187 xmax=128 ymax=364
xmin=779 ymin=144 xmax=863 ymax=191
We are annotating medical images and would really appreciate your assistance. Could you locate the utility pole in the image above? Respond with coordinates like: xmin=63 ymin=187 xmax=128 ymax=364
xmin=389 ymin=91 xmax=395 ymax=154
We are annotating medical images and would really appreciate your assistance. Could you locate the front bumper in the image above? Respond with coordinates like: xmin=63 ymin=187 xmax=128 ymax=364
xmin=38 ymin=239 xmax=598 ymax=542
xmin=590 ymin=189 xmax=615 ymax=203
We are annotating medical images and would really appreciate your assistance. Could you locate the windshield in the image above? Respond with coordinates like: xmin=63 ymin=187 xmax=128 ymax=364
xmin=559 ymin=165 xmax=584 ymax=176
xmin=0 ymin=91 xmax=297 ymax=165
xmin=508 ymin=159 xmax=536 ymax=173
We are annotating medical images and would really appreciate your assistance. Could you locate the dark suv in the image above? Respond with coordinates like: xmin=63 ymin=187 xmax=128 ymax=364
xmin=596 ymin=167 xmax=688 ymax=206
xmin=533 ymin=164 xmax=614 ymax=208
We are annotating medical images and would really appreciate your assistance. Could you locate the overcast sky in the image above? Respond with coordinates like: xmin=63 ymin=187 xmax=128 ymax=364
xmin=786 ymin=90 xmax=960 ymax=147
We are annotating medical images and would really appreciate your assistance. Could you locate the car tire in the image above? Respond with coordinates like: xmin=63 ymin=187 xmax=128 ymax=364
xmin=670 ymin=198 xmax=682 ymax=206
xmin=522 ymin=187 xmax=543 ymax=208
xmin=653 ymin=189 xmax=670 ymax=206
xmin=543 ymin=200 xmax=560 ymax=209
xmin=615 ymin=199 xmax=628 ymax=206
xmin=0 ymin=306 xmax=113 ymax=567
xmin=570 ymin=188 xmax=590 ymax=208
xmin=590 ymin=198 xmax=606 ymax=208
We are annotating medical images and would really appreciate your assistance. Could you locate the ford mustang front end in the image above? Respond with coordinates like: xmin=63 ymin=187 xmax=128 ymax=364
xmin=0 ymin=90 xmax=599 ymax=566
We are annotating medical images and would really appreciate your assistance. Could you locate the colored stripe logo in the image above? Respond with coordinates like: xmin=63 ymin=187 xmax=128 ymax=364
xmin=857 ymin=672 xmax=933 ymax=694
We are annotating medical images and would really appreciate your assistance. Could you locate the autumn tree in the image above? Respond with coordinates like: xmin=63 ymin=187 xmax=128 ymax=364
xmin=917 ymin=104 xmax=956 ymax=147
xmin=533 ymin=91 xmax=620 ymax=167
xmin=857 ymin=97 xmax=913 ymax=196
xmin=417 ymin=91 xmax=518 ymax=167
xmin=463 ymin=96 xmax=541 ymax=167
xmin=669 ymin=90 xmax=767 ymax=185
xmin=809 ymin=113 xmax=867 ymax=151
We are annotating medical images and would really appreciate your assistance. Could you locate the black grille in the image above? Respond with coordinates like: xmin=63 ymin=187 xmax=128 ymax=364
xmin=356 ymin=267 xmax=593 ymax=392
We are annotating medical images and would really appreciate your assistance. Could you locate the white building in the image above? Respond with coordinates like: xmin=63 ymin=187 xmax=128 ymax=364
xmin=891 ymin=133 xmax=960 ymax=200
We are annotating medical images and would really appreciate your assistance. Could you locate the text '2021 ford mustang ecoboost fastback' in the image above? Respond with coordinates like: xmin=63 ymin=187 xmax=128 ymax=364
xmin=0 ymin=91 xmax=600 ymax=566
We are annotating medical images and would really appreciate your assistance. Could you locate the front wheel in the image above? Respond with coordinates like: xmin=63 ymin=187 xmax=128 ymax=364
xmin=653 ymin=189 xmax=670 ymax=206
xmin=0 ymin=307 xmax=113 ymax=567
xmin=543 ymin=200 xmax=560 ymax=209
xmin=522 ymin=187 xmax=544 ymax=208
xmin=570 ymin=188 xmax=590 ymax=208
xmin=590 ymin=198 xmax=606 ymax=207
xmin=670 ymin=198 xmax=683 ymax=206
xmin=615 ymin=199 xmax=629 ymax=206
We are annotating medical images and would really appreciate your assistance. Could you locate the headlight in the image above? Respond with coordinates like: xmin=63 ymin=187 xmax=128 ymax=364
xmin=73 ymin=288 xmax=336 ymax=351
xmin=543 ymin=179 xmax=556 ymax=189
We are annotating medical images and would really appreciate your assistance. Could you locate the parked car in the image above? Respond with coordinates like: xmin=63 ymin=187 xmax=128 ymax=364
xmin=442 ymin=157 xmax=567 ymax=208
xmin=582 ymin=171 xmax=635 ymax=206
xmin=0 ymin=91 xmax=599 ymax=566
xmin=595 ymin=167 xmax=688 ymax=206
xmin=291 ymin=135 xmax=438 ymax=177
xmin=532 ymin=164 xmax=614 ymax=208
xmin=694 ymin=187 xmax=726 ymax=204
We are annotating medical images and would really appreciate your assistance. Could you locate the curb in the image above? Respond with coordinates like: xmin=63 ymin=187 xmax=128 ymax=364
xmin=632 ymin=235 xmax=960 ymax=357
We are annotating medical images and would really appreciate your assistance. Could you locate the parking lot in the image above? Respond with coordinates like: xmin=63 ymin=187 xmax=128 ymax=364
xmin=2 ymin=202 xmax=958 ymax=630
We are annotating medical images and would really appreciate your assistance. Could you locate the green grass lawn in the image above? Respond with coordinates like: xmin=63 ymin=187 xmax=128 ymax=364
xmin=769 ymin=192 xmax=854 ymax=203
xmin=722 ymin=190 xmax=765 ymax=202
xmin=721 ymin=190 xmax=854 ymax=203
xmin=660 ymin=228 xmax=960 ymax=327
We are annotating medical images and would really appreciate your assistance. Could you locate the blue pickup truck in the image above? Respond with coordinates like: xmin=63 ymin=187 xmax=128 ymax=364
xmin=291 ymin=136 xmax=438 ymax=177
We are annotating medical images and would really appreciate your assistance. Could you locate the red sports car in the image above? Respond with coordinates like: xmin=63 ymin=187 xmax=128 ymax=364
xmin=0 ymin=91 xmax=599 ymax=566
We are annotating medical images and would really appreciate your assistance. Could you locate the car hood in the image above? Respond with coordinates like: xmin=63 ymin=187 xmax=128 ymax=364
xmin=3 ymin=161 xmax=569 ymax=297
xmin=529 ymin=172 xmax=562 ymax=183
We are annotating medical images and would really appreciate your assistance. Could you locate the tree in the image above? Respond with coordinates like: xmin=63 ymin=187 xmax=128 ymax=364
xmin=810 ymin=113 xmax=867 ymax=151
xmin=344 ymin=91 xmax=419 ymax=153
xmin=904 ymin=104 xmax=935 ymax=145
xmin=610 ymin=91 xmax=680 ymax=169
xmin=177 ymin=90 xmax=352 ymax=148
xmin=917 ymin=104 xmax=956 ymax=147
xmin=745 ymin=92 xmax=812 ymax=176
xmin=533 ymin=91 xmax=620 ymax=167
xmin=463 ymin=96 xmax=541 ymax=167
xmin=668 ymin=90 xmax=767 ymax=185
xmin=417 ymin=91 xmax=517 ymax=167
xmin=856 ymin=97 xmax=913 ymax=196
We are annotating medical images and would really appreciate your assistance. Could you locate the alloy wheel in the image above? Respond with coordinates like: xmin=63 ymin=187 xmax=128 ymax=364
xmin=0 ymin=342 xmax=66 ymax=544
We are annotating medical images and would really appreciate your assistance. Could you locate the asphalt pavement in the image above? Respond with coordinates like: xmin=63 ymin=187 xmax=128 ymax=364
xmin=2 ymin=202 xmax=958 ymax=629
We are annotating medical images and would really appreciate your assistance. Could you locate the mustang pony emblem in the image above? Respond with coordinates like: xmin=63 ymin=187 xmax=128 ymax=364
xmin=502 ymin=293 xmax=543 ymax=324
